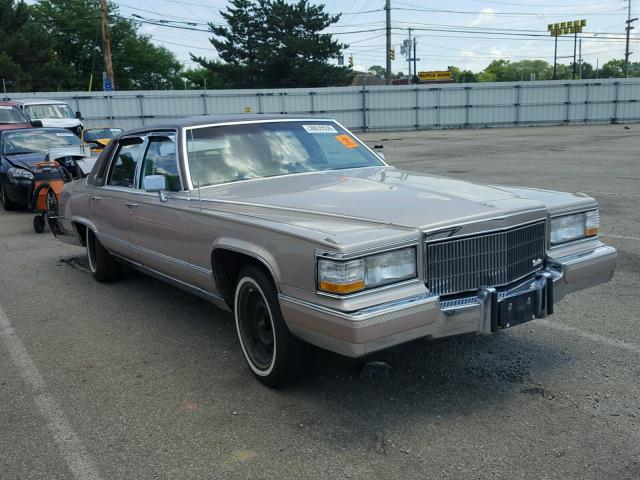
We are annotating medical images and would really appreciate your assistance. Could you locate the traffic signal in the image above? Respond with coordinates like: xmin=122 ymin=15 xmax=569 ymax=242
xmin=348 ymin=54 xmax=353 ymax=68
xmin=390 ymin=47 xmax=395 ymax=60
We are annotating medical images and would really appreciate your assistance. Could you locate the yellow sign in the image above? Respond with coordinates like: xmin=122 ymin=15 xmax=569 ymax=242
xmin=550 ymin=19 xmax=586 ymax=36
xmin=244 ymin=106 xmax=252 ymax=113
xmin=418 ymin=71 xmax=453 ymax=82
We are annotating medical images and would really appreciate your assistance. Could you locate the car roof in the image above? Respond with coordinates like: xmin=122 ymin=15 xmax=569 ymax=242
xmin=12 ymin=99 xmax=71 ymax=106
xmin=123 ymin=114 xmax=335 ymax=135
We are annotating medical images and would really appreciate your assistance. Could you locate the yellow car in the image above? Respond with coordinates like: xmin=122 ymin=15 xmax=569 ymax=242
xmin=81 ymin=127 xmax=123 ymax=153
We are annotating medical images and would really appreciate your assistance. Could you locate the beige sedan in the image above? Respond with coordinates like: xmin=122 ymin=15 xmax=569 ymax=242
xmin=51 ymin=115 xmax=617 ymax=387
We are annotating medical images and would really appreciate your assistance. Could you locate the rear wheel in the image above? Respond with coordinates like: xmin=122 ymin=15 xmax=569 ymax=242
xmin=86 ymin=228 xmax=122 ymax=282
xmin=1 ymin=182 xmax=16 ymax=211
xmin=234 ymin=265 xmax=308 ymax=388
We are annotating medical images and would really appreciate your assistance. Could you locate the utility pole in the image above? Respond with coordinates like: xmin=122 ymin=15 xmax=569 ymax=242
xmin=407 ymin=28 xmax=412 ymax=81
xmin=579 ymin=38 xmax=583 ymax=79
xmin=413 ymin=36 xmax=417 ymax=84
xmin=99 ymin=0 xmax=114 ymax=90
xmin=385 ymin=0 xmax=391 ymax=85
xmin=572 ymin=29 xmax=578 ymax=79
xmin=553 ymin=33 xmax=558 ymax=80
xmin=625 ymin=0 xmax=638 ymax=77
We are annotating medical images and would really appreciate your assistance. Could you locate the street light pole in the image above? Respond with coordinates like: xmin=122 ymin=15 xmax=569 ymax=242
xmin=385 ymin=0 xmax=391 ymax=85
xmin=553 ymin=34 xmax=558 ymax=80
xmin=624 ymin=0 xmax=638 ymax=77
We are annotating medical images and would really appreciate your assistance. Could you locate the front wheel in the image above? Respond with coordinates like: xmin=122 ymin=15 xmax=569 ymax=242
xmin=234 ymin=265 xmax=308 ymax=387
xmin=86 ymin=228 xmax=122 ymax=282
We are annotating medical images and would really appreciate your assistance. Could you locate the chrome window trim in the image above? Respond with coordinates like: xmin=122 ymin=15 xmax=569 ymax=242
xmin=104 ymin=134 xmax=146 ymax=188
xmin=182 ymin=118 xmax=387 ymax=192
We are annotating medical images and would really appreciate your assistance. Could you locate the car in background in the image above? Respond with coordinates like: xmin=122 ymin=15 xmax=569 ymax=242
xmin=14 ymin=99 xmax=83 ymax=136
xmin=53 ymin=115 xmax=617 ymax=387
xmin=0 ymin=127 xmax=83 ymax=210
xmin=81 ymin=127 xmax=122 ymax=153
xmin=0 ymin=101 xmax=39 ymax=131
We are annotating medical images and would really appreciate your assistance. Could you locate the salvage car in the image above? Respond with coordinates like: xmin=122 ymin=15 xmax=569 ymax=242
xmin=81 ymin=127 xmax=123 ymax=153
xmin=0 ymin=101 xmax=38 ymax=131
xmin=52 ymin=115 xmax=617 ymax=387
xmin=14 ymin=99 xmax=83 ymax=136
xmin=0 ymin=128 xmax=86 ymax=210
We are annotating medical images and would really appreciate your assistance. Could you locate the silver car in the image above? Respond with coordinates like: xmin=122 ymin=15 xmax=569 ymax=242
xmin=52 ymin=115 xmax=617 ymax=387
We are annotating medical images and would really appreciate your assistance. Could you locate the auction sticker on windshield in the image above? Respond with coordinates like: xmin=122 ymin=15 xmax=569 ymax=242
xmin=302 ymin=124 xmax=338 ymax=134
xmin=335 ymin=134 xmax=358 ymax=149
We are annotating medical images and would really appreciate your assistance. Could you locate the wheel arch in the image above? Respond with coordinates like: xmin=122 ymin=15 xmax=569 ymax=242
xmin=211 ymin=243 xmax=281 ymax=310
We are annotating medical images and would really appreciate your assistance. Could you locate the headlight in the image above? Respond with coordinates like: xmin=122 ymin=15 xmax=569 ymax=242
xmin=318 ymin=247 xmax=417 ymax=294
xmin=550 ymin=210 xmax=599 ymax=245
xmin=7 ymin=167 xmax=34 ymax=180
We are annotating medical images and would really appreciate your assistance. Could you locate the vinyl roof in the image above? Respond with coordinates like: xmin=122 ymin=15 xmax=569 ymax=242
xmin=124 ymin=114 xmax=334 ymax=134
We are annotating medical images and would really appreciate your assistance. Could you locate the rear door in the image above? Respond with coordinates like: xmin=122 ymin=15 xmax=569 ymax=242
xmin=89 ymin=135 xmax=145 ymax=256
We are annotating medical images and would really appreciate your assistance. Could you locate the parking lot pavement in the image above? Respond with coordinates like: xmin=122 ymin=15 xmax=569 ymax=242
xmin=1 ymin=124 xmax=639 ymax=480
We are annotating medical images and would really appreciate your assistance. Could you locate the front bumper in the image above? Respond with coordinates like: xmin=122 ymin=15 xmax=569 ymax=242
xmin=280 ymin=243 xmax=617 ymax=357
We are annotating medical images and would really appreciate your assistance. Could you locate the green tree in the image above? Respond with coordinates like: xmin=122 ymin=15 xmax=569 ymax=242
xmin=0 ymin=0 xmax=72 ymax=92
xmin=449 ymin=66 xmax=478 ymax=83
xmin=33 ymin=0 xmax=182 ymax=90
xmin=193 ymin=0 xmax=352 ymax=88
xmin=368 ymin=65 xmax=386 ymax=79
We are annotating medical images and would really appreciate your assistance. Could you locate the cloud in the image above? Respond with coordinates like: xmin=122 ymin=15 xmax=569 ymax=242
xmin=471 ymin=8 xmax=496 ymax=27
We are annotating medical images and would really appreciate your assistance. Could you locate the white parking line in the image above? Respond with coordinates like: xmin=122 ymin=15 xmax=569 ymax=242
xmin=0 ymin=304 xmax=102 ymax=480
xmin=539 ymin=320 xmax=640 ymax=355
xmin=606 ymin=234 xmax=640 ymax=242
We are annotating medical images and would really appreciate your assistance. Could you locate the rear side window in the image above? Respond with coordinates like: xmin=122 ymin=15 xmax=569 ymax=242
xmin=108 ymin=141 xmax=144 ymax=188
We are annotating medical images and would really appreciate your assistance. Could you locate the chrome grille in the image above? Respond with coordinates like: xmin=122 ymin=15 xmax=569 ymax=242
xmin=425 ymin=221 xmax=546 ymax=296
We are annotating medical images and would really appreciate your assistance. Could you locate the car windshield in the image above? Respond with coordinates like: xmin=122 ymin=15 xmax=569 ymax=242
xmin=84 ymin=128 xmax=122 ymax=142
xmin=0 ymin=105 xmax=28 ymax=124
xmin=25 ymin=103 xmax=75 ymax=120
xmin=3 ymin=130 xmax=81 ymax=155
xmin=186 ymin=121 xmax=384 ymax=187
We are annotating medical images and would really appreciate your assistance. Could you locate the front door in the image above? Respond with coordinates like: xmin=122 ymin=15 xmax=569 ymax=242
xmin=126 ymin=131 xmax=192 ymax=280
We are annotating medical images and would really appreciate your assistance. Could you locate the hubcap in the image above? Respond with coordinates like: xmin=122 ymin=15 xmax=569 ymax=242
xmin=236 ymin=282 xmax=275 ymax=372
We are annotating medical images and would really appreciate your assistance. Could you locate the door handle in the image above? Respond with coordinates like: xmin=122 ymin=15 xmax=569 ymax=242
xmin=125 ymin=202 xmax=139 ymax=208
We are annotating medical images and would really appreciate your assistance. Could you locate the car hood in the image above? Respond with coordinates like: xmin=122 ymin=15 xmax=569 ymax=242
xmin=196 ymin=167 xmax=558 ymax=235
xmin=3 ymin=152 xmax=48 ymax=171
xmin=35 ymin=118 xmax=81 ymax=129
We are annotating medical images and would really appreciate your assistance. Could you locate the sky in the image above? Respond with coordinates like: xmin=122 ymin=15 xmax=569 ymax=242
xmin=111 ymin=0 xmax=639 ymax=74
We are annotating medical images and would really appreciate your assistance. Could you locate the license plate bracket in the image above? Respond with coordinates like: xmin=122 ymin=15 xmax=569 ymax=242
xmin=498 ymin=290 xmax=538 ymax=329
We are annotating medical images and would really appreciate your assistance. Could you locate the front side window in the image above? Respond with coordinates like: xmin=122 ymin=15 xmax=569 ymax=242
xmin=25 ymin=104 xmax=75 ymax=120
xmin=107 ymin=140 xmax=144 ymax=188
xmin=186 ymin=121 xmax=383 ymax=188
xmin=140 ymin=134 xmax=182 ymax=192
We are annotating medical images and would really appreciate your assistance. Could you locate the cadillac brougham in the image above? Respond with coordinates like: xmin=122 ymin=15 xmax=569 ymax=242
xmin=52 ymin=115 xmax=617 ymax=386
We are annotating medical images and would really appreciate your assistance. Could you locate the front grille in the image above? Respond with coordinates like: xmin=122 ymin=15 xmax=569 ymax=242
xmin=425 ymin=221 xmax=546 ymax=296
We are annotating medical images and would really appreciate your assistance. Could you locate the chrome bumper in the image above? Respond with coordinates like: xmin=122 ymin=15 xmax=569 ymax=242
xmin=280 ymin=244 xmax=617 ymax=358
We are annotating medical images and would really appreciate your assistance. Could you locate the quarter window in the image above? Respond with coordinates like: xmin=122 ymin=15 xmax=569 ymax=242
xmin=108 ymin=140 xmax=144 ymax=188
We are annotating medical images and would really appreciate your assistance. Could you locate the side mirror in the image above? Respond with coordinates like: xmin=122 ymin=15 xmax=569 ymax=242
xmin=143 ymin=175 xmax=168 ymax=202
xmin=75 ymin=111 xmax=82 ymax=120
xmin=30 ymin=120 xmax=43 ymax=128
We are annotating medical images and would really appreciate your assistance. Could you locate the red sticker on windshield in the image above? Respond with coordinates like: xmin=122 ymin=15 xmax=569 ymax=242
xmin=335 ymin=134 xmax=358 ymax=149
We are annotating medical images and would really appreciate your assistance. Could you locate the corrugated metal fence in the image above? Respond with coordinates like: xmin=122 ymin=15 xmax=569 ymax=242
xmin=7 ymin=78 xmax=640 ymax=131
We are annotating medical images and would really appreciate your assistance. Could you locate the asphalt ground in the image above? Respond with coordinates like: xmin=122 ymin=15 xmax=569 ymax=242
xmin=1 ymin=124 xmax=638 ymax=480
